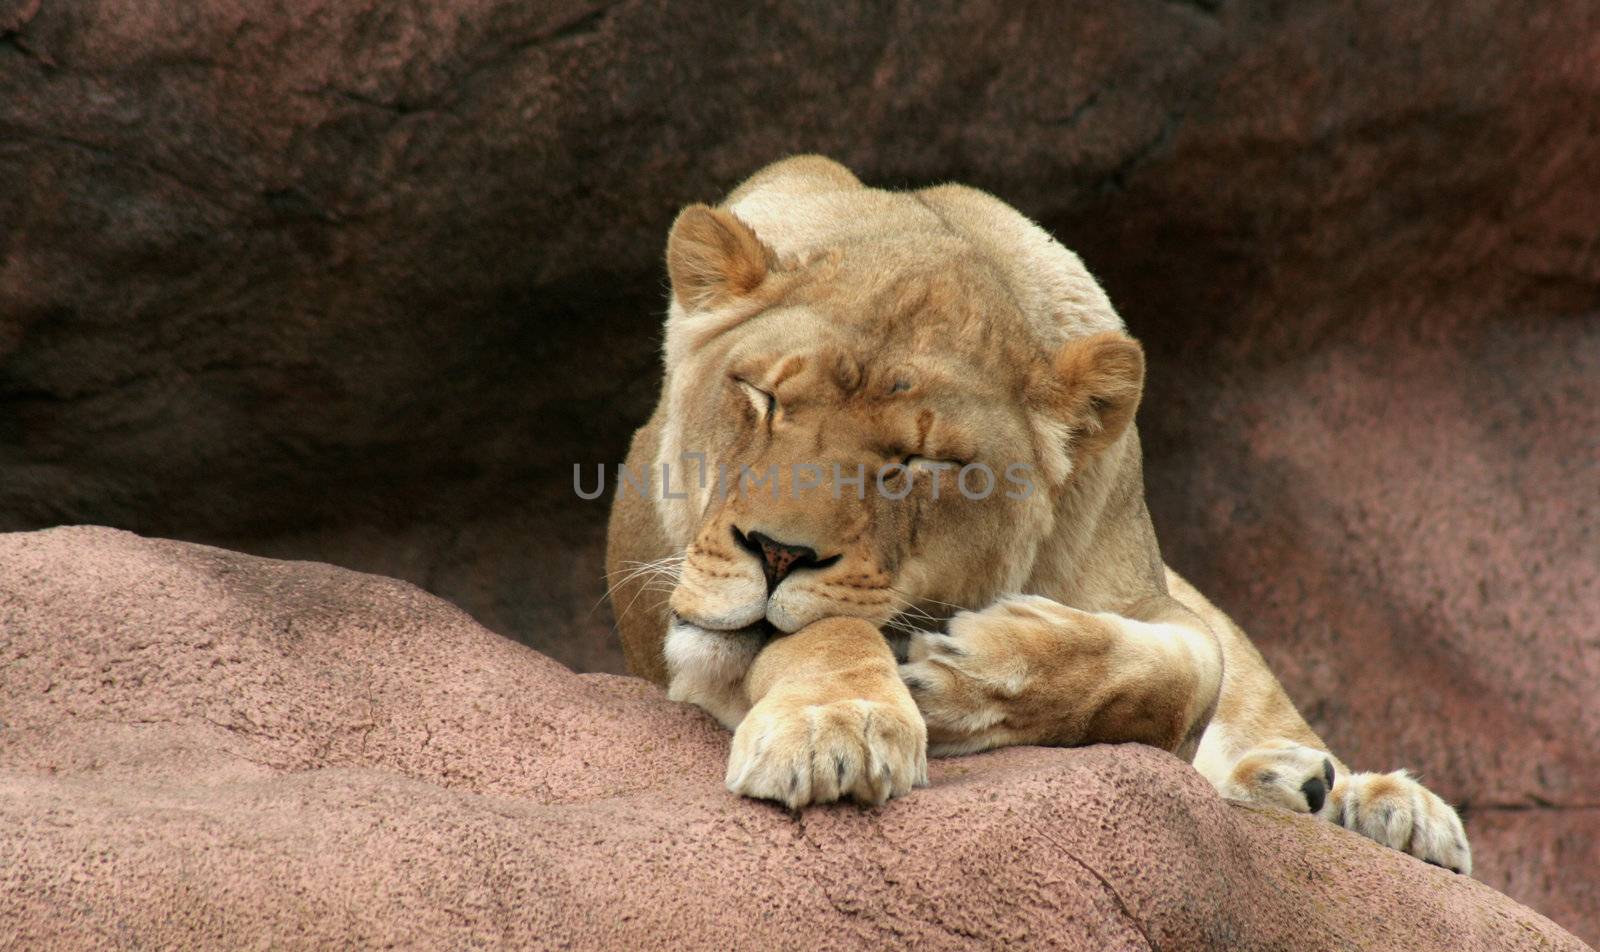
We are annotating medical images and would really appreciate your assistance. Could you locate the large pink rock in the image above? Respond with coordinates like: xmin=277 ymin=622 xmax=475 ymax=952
xmin=0 ymin=527 xmax=1586 ymax=950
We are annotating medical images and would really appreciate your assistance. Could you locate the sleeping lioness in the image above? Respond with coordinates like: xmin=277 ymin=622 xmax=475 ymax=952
xmin=605 ymin=155 xmax=1471 ymax=874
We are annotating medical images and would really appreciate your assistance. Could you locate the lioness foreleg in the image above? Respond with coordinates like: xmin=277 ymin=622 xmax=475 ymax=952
xmin=898 ymin=594 xmax=1223 ymax=759
xmin=724 ymin=617 xmax=928 ymax=809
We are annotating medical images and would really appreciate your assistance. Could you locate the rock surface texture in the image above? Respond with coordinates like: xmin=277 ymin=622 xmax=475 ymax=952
xmin=0 ymin=527 xmax=1590 ymax=951
xmin=2 ymin=0 xmax=1596 ymax=941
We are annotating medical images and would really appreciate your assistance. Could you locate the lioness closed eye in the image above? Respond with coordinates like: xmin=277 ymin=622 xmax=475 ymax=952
xmin=605 ymin=155 xmax=1471 ymax=875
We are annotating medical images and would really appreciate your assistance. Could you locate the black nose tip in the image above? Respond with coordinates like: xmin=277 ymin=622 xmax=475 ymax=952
xmin=1301 ymin=775 xmax=1328 ymax=814
xmin=732 ymin=527 xmax=833 ymax=590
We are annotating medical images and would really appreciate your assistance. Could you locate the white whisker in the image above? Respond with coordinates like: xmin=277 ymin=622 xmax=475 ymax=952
xmin=590 ymin=553 xmax=688 ymax=618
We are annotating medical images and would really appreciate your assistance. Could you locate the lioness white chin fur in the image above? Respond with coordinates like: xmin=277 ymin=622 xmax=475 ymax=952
xmin=605 ymin=155 xmax=1471 ymax=875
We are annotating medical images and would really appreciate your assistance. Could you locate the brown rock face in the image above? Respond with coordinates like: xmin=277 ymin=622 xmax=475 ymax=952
xmin=0 ymin=527 xmax=1589 ymax=951
xmin=1 ymin=0 xmax=1595 ymax=941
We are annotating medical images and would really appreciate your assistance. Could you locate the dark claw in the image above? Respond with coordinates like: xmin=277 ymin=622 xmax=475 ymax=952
xmin=1323 ymin=759 xmax=1336 ymax=789
xmin=902 ymin=676 xmax=931 ymax=693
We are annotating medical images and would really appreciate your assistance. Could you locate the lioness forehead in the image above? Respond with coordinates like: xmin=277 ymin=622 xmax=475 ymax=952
xmin=725 ymin=240 xmax=1046 ymax=385
xmin=795 ymin=239 xmax=1030 ymax=333
xmin=724 ymin=305 xmax=1026 ymax=406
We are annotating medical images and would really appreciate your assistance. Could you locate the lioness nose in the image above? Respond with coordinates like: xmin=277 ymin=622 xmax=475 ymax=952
xmin=732 ymin=527 xmax=828 ymax=591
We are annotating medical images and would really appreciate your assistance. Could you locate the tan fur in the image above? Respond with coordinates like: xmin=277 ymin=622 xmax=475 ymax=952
xmin=605 ymin=156 xmax=1471 ymax=873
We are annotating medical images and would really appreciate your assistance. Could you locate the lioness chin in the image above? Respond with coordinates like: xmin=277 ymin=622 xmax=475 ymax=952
xmin=605 ymin=155 xmax=1471 ymax=875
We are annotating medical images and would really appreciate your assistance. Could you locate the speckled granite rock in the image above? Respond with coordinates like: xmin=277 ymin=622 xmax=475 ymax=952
xmin=0 ymin=527 xmax=1589 ymax=950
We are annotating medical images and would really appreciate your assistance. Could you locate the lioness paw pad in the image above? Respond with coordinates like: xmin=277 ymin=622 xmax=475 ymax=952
xmin=725 ymin=696 xmax=927 ymax=809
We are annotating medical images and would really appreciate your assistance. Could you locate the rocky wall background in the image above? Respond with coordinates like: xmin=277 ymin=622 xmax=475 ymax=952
xmin=2 ymin=0 xmax=1596 ymax=941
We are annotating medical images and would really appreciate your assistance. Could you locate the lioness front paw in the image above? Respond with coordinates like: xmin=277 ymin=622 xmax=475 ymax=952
xmin=1331 ymin=769 xmax=1472 ymax=875
xmin=726 ymin=692 xmax=928 ymax=809
xmin=898 ymin=597 xmax=1080 ymax=755
xmin=899 ymin=628 xmax=1020 ymax=756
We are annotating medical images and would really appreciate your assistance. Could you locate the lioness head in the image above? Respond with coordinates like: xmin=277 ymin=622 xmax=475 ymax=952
xmin=653 ymin=192 xmax=1144 ymax=642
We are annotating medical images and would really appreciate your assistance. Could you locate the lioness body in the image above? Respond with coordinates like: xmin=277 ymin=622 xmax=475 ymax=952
xmin=606 ymin=156 xmax=1470 ymax=874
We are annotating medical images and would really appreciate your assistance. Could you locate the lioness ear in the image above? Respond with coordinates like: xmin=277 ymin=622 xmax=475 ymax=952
xmin=1048 ymin=331 xmax=1145 ymax=456
xmin=666 ymin=204 xmax=777 ymax=310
